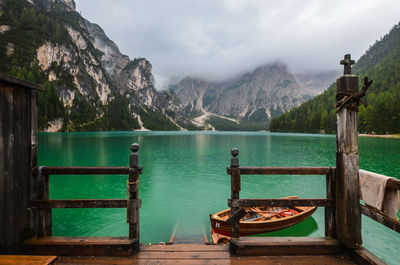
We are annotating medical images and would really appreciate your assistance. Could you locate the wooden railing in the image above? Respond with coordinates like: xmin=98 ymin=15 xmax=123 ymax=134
xmin=226 ymin=148 xmax=336 ymax=240
xmin=31 ymin=143 xmax=142 ymax=241
xmin=359 ymin=170 xmax=400 ymax=234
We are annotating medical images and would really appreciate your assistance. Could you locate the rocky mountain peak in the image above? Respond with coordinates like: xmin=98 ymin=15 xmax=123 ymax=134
xmin=170 ymin=62 xmax=313 ymax=129
xmin=33 ymin=0 xmax=76 ymax=12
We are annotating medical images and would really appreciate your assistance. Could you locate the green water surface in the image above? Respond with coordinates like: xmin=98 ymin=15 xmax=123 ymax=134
xmin=38 ymin=131 xmax=400 ymax=263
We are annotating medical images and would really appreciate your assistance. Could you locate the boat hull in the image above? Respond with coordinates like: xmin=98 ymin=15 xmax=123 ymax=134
xmin=210 ymin=206 xmax=317 ymax=237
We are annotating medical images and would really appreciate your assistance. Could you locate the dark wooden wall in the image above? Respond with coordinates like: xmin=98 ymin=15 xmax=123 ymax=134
xmin=0 ymin=74 xmax=41 ymax=251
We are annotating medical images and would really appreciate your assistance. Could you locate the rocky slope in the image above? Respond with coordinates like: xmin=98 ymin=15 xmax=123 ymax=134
xmin=170 ymin=63 xmax=330 ymax=130
xmin=0 ymin=0 xmax=335 ymax=131
xmin=294 ymin=70 xmax=340 ymax=96
xmin=0 ymin=0 xmax=196 ymax=131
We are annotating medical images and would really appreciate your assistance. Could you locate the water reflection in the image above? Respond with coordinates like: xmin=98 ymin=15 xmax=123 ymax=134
xmin=38 ymin=132 xmax=400 ymax=264
xmin=255 ymin=216 xmax=319 ymax=237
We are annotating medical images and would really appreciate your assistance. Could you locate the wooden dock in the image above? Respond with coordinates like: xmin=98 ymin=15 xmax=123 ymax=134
xmin=56 ymin=242 xmax=357 ymax=265
xmin=1 ymin=58 xmax=399 ymax=264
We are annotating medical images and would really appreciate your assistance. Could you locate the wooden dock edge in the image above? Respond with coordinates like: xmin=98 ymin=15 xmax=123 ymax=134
xmin=230 ymin=237 xmax=387 ymax=264
xmin=346 ymin=247 xmax=387 ymax=265
xmin=21 ymin=237 xmax=138 ymax=256
xmin=230 ymin=237 xmax=345 ymax=256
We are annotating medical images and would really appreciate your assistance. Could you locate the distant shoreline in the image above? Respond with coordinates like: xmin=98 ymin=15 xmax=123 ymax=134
xmin=359 ymin=133 xmax=400 ymax=139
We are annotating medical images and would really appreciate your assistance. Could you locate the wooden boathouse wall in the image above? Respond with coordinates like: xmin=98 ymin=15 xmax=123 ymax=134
xmin=0 ymin=73 xmax=42 ymax=252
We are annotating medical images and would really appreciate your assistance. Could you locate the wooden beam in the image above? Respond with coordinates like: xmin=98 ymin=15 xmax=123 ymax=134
xmin=0 ymin=255 xmax=57 ymax=265
xmin=30 ymin=91 xmax=38 ymax=239
xmin=227 ymin=208 xmax=246 ymax=226
xmin=335 ymin=62 xmax=362 ymax=248
xmin=325 ymin=169 xmax=336 ymax=237
xmin=0 ymin=73 xmax=44 ymax=91
xmin=230 ymin=237 xmax=345 ymax=256
xmin=23 ymin=236 xmax=138 ymax=256
xmin=386 ymin=178 xmax=400 ymax=190
xmin=3 ymin=85 xmax=15 ymax=248
xmin=229 ymin=148 xmax=241 ymax=240
xmin=31 ymin=199 xmax=128 ymax=209
xmin=227 ymin=167 xmax=332 ymax=175
xmin=38 ymin=166 xmax=130 ymax=175
xmin=346 ymin=246 xmax=387 ymax=265
xmin=361 ymin=205 xmax=400 ymax=233
xmin=229 ymin=199 xmax=332 ymax=208
xmin=128 ymin=143 xmax=141 ymax=240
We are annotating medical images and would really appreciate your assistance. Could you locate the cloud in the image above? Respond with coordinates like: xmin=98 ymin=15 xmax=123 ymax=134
xmin=75 ymin=0 xmax=400 ymax=89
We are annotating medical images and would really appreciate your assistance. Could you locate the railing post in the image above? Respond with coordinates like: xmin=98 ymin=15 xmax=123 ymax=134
xmin=37 ymin=170 xmax=51 ymax=237
xmin=127 ymin=143 xmax=142 ymax=241
xmin=335 ymin=54 xmax=371 ymax=248
xmin=325 ymin=168 xmax=336 ymax=237
xmin=230 ymin=148 xmax=241 ymax=240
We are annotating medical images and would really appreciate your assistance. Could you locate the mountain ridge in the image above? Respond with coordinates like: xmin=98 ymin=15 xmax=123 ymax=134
xmin=169 ymin=62 xmax=337 ymax=130
xmin=270 ymin=22 xmax=400 ymax=134
xmin=1 ymin=0 xmax=339 ymax=132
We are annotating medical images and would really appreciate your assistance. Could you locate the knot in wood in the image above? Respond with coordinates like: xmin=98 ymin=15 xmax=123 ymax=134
xmin=130 ymin=143 xmax=139 ymax=152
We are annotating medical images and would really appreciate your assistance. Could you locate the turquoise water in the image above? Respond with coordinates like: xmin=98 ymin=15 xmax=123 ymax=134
xmin=38 ymin=131 xmax=400 ymax=263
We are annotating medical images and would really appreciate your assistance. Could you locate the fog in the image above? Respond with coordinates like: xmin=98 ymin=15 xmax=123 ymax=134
xmin=76 ymin=0 xmax=400 ymax=88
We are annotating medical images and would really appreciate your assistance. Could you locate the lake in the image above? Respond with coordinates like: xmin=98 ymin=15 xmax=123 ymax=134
xmin=38 ymin=131 xmax=400 ymax=263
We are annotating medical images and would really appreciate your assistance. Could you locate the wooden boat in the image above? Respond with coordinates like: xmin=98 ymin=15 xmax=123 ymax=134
xmin=209 ymin=196 xmax=317 ymax=239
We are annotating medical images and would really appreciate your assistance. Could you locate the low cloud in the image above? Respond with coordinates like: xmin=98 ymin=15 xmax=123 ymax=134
xmin=76 ymin=0 xmax=400 ymax=89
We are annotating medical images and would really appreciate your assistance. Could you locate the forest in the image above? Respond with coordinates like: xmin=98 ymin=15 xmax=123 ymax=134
xmin=0 ymin=0 xmax=179 ymax=131
xmin=270 ymin=23 xmax=400 ymax=134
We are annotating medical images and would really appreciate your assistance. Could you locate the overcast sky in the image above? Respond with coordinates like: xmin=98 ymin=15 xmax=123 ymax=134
xmin=75 ymin=0 xmax=400 ymax=89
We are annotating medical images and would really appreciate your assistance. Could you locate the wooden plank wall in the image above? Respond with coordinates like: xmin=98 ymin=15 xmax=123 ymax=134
xmin=0 ymin=80 xmax=34 ymax=251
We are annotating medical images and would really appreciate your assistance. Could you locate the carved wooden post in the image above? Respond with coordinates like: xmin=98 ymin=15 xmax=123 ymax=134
xmin=230 ymin=148 xmax=241 ymax=239
xmin=127 ymin=143 xmax=142 ymax=241
xmin=335 ymin=54 xmax=361 ymax=248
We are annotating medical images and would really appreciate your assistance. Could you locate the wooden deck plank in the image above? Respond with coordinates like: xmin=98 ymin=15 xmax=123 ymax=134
xmin=135 ymin=251 xmax=230 ymax=259
xmin=140 ymin=244 xmax=228 ymax=252
xmin=25 ymin=237 xmax=134 ymax=245
xmin=230 ymin=237 xmax=345 ymax=256
xmin=55 ymin=243 xmax=356 ymax=264
xmin=0 ymin=255 xmax=57 ymax=265
xmin=57 ymin=255 xmax=355 ymax=265
xmin=23 ymin=237 xmax=138 ymax=256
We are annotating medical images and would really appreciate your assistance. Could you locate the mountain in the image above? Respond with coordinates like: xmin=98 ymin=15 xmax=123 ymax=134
xmin=170 ymin=63 xmax=331 ymax=130
xmin=294 ymin=70 xmax=340 ymax=96
xmin=0 ymin=0 xmax=338 ymax=132
xmin=270 ymin=22 xmax=400 ymax=134
xmin=0 ymin=0 xmax=199 ymax=131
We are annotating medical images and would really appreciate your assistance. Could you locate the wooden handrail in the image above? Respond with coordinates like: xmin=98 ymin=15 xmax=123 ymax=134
xmin=227 ymin=167 xmax=333 ymax=175
xmin=34 ymin=166 xmax=131 ymax=175
xmin=361 ymin=205 xmax=400 ymax=233
xmin=32 ymin=199 xmax=130 ymax=209
xmin=386 ymin=178 xmax=400 ymax=190
xmin=228 ymin=198 xmax=333 ymax=208
xmin=32 ymin=143 xmax=142 ymax=241
xmin=359 ymin=169 xmax=400 ymax=190
xmin=226 ymin=148 xmax=336 ymax=241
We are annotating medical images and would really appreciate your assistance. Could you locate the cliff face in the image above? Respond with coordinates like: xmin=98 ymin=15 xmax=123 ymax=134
xmin=34 ymin=0 xmax=76 ymax=12
xmin=0 ymin=0 xmax=332 ymax=131
xmin=171 ymin=63 xmax=313 ymax=129
xmin=0 ymin=0 xmax=192 ymax=131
